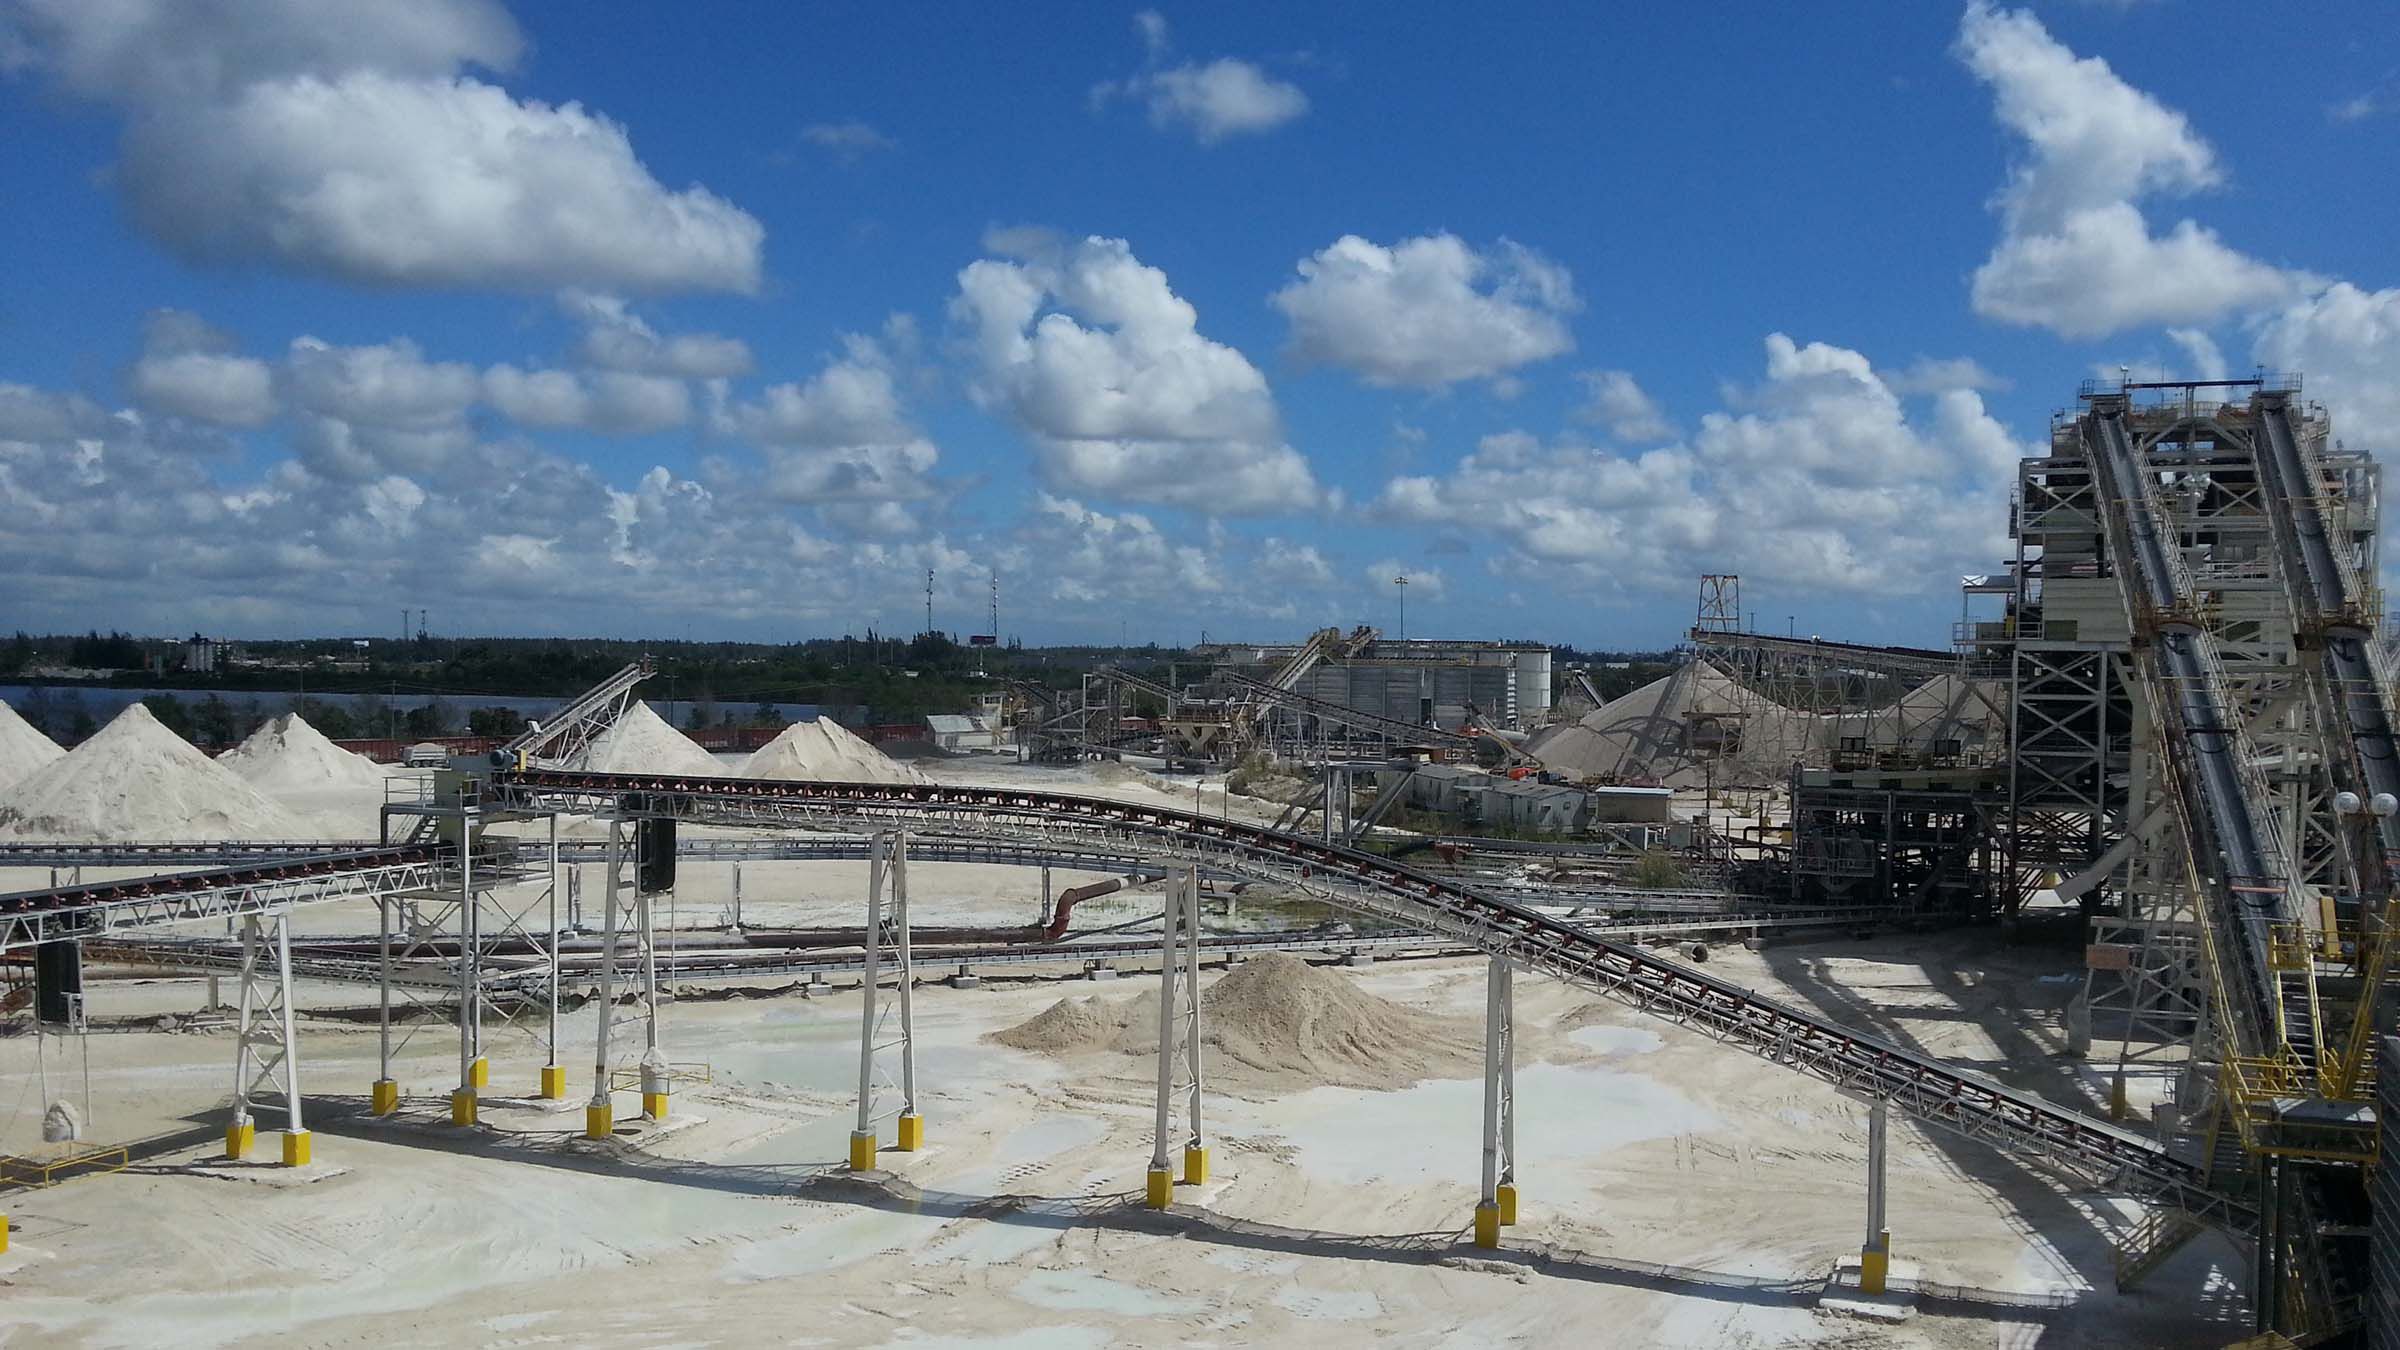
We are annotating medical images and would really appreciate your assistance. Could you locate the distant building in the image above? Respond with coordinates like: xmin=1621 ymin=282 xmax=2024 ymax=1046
xmin=1199 ymin=634 xmax=1553 ymax=731
xmin=926 ymin=713 xmax=1010 ymax=753
xmin=183 ymin=634 xmax=224 ymax=673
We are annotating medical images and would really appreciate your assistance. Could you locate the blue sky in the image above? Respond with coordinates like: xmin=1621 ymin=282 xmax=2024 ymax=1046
xmin=1 ymin=2 xmax=2394 ymax=648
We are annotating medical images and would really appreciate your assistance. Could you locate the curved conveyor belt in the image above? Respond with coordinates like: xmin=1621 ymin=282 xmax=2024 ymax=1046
xmin=490 ymin=767 xmax=2252 ymax=1234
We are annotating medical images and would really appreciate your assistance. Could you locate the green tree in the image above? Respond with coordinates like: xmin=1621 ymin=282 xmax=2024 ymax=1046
xmin=143 ymin=692 xmax=196 ymax=740
xmin=193 ymin=693 xmax=239 ymax=747
xmin=467 ymin=706 xmax=528 ymax=738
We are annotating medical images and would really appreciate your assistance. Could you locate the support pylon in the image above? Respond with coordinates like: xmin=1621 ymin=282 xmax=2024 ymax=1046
xmin=371 ymin=892 xmax=398 ymax=1114
xmin=453 ymin=814 xmax=481 ymax=1127
xmin=1474 ymin=954 xmax=1517 ymax=1247
xmin=1147 ymin=868 xmax=1206 ymax=1208
xmin=850 ymin=831 xmax=919 ymax=1168
xmin=585 ymin=813 xmax=625 ymax=1140
xmin=1861 ymin=1098 xmax=1891 ymax=1294
xmin=228 ymin=911 xmax=308 ymax=1165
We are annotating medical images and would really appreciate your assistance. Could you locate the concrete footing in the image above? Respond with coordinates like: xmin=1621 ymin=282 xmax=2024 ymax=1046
xmin=947 ymin=967 xmax=981 ymax=989
xmin=1472 ymin=1201 xmax=1501 ymax=1249
xmin=1496 ymin=1182 xmax=1518 ymax=1226
xmin=584 ymin=1101 xmax=614 ymax=1140
xmin=280 ymin=1130 xmax=312 ymax=1167
xmin=450 ymin=1089 xmax=478 ymax=1127
xmin=1086 ymin=964 xmax=1118 ymax=981
xmin=1145 ymin=1166 xmax=1174 ymax=1209
xmin=642 ymin=1091 xmax=670 ymax=1121
xmin=1342 ymin=952 xmax=1373 ymax=967
xmin=370 ymin=1079 xmax=399 ymax=1115
xmin=538 ymin=1065 xmax=567 ymax=1100
xmin=467 ymin=1057 xmax=488 ymax=1089
xmin=896 ymin=1113 xmax=923 ymax=1152
xmin=225 ymin=1121 xmax=254 ymax=1161
xmin=848 ymin=1129 xmax=878 ymax=1171
xmin=1182 ymin=1145 xmax=1209 ymax=1185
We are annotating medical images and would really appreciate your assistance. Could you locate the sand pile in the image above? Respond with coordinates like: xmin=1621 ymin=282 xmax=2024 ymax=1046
xmin=573 ymin=702 xmax=724 ymax=776
xmin=991 ymin=951 xmax=1475 ymax=1090
xmin=1525 ymin=660 xmax=1824 ymax=788
xmin=218 ymin=713 xmax=389 ymax=793
xmin=0 ymin=699 xmax=65 ymax=794
xmin=0 ymin=703 xmax=310 ymax=840
xmin=741 ymin=717 xmax=924 ymax=785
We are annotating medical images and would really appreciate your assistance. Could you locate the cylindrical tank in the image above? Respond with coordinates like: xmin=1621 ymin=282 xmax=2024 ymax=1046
xmin=1514 ymin=648 xmax=1553 ymax=728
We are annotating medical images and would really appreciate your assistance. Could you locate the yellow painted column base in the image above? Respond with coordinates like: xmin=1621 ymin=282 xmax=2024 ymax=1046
xmin=1496 ymin=1182 xmax=1518 ymax=1226
xmin=225 ymin=1121 xmax=255 ymax=1161
xmin=451 ymin=1088 xmax=478 ymax=1127
xmin=895 ymin=1113 xmax=923 ymax=1151
xmin=370 ymin=1079 xmax=399 ymax=1115
xmin=468 ymin=1057 xmax=489 ymax=1089
xmin=1181 ymin=1145 xmax=1209 ymax=1185
xmin=2108 ymin=1076 xmax=2129 ymax=1121
xmin=848 ymin=1130 xmax=879 ymax=1171
xmin=1145 ymin=1166 xmax=1174 ymax=1209
xmin=281 ymin=1130 xmax=312 ymax=1167
xmin=1472 ymin=1201 xmax=1501 ymax=1249
xmin=538 ymin=1065 xmax=567 ymax=1099
xmin=1860 ymin=1235 xmax=1890 ymax=1295
xmin=642 ymin=1091 xmax=670 ymax=1121
xmin=585 ymin=1101 xmax=615 ymax=1140
xmin=0 ymin=1213 xmax=9 ymax=1254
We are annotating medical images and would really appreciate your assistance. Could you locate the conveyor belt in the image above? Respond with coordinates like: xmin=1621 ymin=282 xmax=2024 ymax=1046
xmin=488 ymin=767 xmax=2249 ymax=1234
xmin=2085 ymin=400 xmax=2296 ymax=1056
xmin=1221 ymin=671 xmax=1476 ymax=746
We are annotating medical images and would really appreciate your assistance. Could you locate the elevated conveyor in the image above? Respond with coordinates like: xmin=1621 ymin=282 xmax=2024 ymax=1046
xmin=489 ymin=766 xmax=2252 ymax=1235
xmin=2255 ymin=393 xmax=2400 ymax=1096
xmin=2084 ymin=398 xmax=2303 ymax=1064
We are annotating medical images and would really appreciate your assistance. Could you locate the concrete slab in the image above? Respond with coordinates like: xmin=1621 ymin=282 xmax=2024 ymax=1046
xmin=1818 ymin=1256 xmax=1920 ymax=1323
xmin=180 ymin=1161 xmax=355 ymax=1186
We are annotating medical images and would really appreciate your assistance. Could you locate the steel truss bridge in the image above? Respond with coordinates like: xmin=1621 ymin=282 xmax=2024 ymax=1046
xmin=0 ymin=770 xmax=2247 ymax=1227
xmin=462 ymin=767 xmax=2250 ymax=1234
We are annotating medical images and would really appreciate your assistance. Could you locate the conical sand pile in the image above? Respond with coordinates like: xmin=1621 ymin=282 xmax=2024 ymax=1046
xmin=572 ymin=702 xmax=725 ymax=776
xmin=0 ymin=703 xmax=310 ymax=840
xmin=218 ymin=712 xmax=389 ymax=793
xmin=1524 ymin=661 xmax=1822 ymax=788
xmin=991 ymin=951 xmax=1474 ymax=1090
xmin=0 ymin=699 xmax=64 ymax=795
xmin=741 ymin=717 xmax=923 ymax=785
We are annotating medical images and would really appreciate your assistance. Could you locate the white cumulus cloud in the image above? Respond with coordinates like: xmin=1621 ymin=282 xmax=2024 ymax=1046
xmin=1091 ymin=12 xmax=1307 ymax=144
xmin=952 ymin=234 xmax=1317 ymax=513
xmin=1271 ymin=234 xmax=1579 ymax=389
xmin=4 ymin=0 xmax=764 ymax=294
xmin=1374 ymin=334 xmax=2028 ymax=596
xmin=1956 ymin=3 xmax=2307 ymax=338
xmin=1572 ymin=370 xmax=1670 ymax=442
xmin=127 ymin=309 xmax=276 ymax=426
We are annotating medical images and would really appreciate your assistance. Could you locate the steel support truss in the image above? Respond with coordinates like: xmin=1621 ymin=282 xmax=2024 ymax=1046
xmin=227 ymin=911 xmax=308 ymax=1165
xmin=850 ymin=830 xmax=921 ymax=1168
xmin=1146 ymin=867 xmax=1206 ymax=1207
xmin=1473 ymin=954 xmax=1517 ymax=1247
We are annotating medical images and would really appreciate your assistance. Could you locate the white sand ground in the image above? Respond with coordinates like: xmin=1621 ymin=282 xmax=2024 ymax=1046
xmin=0 ymin=757 xmax=2243 ymax=1347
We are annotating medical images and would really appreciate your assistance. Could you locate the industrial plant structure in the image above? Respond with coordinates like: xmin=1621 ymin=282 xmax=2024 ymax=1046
xmin=12 ymin=373 xmax=2400 ymax=1343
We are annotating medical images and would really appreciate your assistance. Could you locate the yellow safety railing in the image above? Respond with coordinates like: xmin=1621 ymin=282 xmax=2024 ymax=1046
xmin=0 ymin=1143 xmax=132 ymax=1188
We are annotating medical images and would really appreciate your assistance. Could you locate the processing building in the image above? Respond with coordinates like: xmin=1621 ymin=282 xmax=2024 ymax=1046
xmin=1196 ymin=632 xmax=1552 ymax=732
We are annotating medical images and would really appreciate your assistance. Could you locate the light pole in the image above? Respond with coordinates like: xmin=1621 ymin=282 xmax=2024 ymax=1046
xmin=1394 ymin=574 xmax=1409 ymax=641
